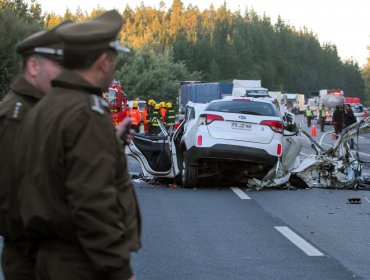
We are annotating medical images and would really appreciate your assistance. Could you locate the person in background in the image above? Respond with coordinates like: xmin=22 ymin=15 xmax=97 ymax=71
xmin=319 ymin=106 xmax=327 ymax=132
xmin=150 ymin=103 xmax=162 ymax=135
xmin=165 ymin=102 xmax=176 ymax=132
xmin=146 ymin=99 xmax=155 ymax=134
xmin=160 ymin=101 xmax=167 ymax=123
xmin=0 ymin=21 xmax=71 ymax=280
xmin=102 ymin=91 xmax=109 ymax=101
xmin=129 ymin=100 xmax=141 ymax=133
xmin=305 ymin=105 xmax=313 ymax=127
xmin=344 ymin=104 xmax=357 ymax=148
xmin=332 ymin=105 xmax=344 ymax=140
xmin=16 ymin=11 xmax=141 ymax=280
xmin=141 ymin=102 xmax=148 ymax=133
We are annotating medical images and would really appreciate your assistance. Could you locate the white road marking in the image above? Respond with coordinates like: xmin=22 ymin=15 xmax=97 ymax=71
xmin=230 ymin=187 xmax=251 ymax=200
xmin=274 ymin=226 xmax=324 ymax=257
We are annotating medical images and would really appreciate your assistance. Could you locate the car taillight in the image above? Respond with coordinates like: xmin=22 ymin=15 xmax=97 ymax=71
xmin=277 ymin=144 xmax=282 ymax=156
xmin=199 ymin=114 xmax=224 ymax=125
xmin=259 ymin=120 xmax=283 ymax=133
xmin=197 ymin=135 xmax=202 ymax=146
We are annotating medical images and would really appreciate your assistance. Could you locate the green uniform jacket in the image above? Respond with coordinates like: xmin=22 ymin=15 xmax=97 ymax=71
xmin=165 ymin=109 xmax=176 ymax=126
xmin=146 ymin=105 xmax=154 ymax=124
xmin=16 ymin=70 xmax=141 ymax=280
xmin=0 ymin=76 xmax=44 ymax=242
xmin=150 ymin=109 xmax=161 ymax=126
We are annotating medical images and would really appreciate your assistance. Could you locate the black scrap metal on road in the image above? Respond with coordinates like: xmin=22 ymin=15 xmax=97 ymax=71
xmin=131 ymin=182 xmax=365 ymax=280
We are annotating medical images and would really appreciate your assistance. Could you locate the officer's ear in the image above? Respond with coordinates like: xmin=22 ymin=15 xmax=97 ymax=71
xmin=26 ymin=55 xmax=42 ymax=77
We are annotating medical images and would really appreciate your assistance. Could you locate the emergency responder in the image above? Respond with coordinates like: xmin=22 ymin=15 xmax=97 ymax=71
xmin=305 ymin=105 xmax=313 ymax=127
xmin=150 ymin=103 xmax=162 ymax=135
xmin=332 ymin=105 xmax=344 ymax=139
xmin=0 ymin=22 xmax=70 ymax=280
xmin=16 ymin=11 xmax=140 ymax=280
xmin=129 ymin=100 xmax=141 ymax=132
xmin=146 ymin=99 xmax=155 ymax=134
xmin=319 ymin=106 xmax=327 ymax=132
xmin=142 ymin=103 xmax=148 ymax=133
xmin=160 ymin=101 xmax=167 ymax=123
xmin=344 ymin=104 xmax=357 ymax=148
xmin=165 ymin=102 xmax=176 ymax=131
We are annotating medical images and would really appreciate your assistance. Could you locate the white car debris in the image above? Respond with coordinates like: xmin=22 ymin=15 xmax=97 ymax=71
xmin=249 ymin=118 xmax=370 ymax=190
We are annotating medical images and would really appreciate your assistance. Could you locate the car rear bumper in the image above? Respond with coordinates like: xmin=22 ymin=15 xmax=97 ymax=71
xmin=186 ymin=144 xmax=278 ymax=165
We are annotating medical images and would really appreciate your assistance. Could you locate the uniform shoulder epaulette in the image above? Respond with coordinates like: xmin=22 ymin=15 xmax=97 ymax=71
xmin=90 ymin=95 xmax=109 ymax=115
xmin=7 ymin=101 xmax=24 ymax=121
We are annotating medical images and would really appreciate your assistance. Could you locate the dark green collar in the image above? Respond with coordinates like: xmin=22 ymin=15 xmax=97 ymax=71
xmin=52 ymin=69 xmax=102 ymax=95
xmin=11 ymin=75 xmax=44 ymax=100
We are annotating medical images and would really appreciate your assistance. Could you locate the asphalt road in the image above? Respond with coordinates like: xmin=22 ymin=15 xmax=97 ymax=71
xmin=131 ymin=182 xmax=369 ymax=279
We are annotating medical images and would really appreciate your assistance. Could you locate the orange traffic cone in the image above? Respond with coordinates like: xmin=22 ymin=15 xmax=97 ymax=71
xmin=311 ymin=124 xmax=317 ymax=137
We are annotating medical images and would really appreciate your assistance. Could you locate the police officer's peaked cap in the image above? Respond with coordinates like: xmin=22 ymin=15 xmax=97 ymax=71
xmin=16 ymin=20 xmax=73 ymax=60
xmin=56 ymin=10 xmax=130 ymax=52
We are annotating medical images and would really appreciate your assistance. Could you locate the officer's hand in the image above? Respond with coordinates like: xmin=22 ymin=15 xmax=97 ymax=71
xmin=127 ymin=276 xmax=136 ymax=280
xmin=116 ymin=117 xmax=135 ymax=146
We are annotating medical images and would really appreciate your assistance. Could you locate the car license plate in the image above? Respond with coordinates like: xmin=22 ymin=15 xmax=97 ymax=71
xmin=231 ymin=122 xmax=251 ymax=130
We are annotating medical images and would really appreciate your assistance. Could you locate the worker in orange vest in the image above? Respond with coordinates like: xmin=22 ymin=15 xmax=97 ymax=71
xmin=160 ymin=101 xmax=167 ymax=123
xmin=142 ymin=104 xmax=148 ymax=133
xmin=129 ymin=101 xmax=141 ymax=133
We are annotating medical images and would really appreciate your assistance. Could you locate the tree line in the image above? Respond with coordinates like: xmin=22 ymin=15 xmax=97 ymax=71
xmin=1 ymin=0 xmax=369 ymax=105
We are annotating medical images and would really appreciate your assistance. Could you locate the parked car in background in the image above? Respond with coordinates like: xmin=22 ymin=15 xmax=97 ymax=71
xmin=347 ymin=103 xmax=366 ymax=122
xmin=126 ymin=97 xmax=285 ymax=188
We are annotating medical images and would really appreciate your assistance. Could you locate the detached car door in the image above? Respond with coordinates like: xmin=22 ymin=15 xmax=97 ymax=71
xmin=125 ymin=119 xmax=181 ymax=179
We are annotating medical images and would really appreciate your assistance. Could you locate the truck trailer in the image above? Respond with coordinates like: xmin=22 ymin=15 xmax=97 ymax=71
xmin=179 ymin=82 xmax=233 ymax=113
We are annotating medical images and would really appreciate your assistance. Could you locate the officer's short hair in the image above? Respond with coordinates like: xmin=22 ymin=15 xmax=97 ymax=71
xmin=20 ymin=54 xmax=49 ymax=73
xmin=63 ymin=48 xmax=117 ymax=70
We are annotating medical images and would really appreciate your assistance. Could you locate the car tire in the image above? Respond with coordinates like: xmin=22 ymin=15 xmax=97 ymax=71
xmin=181 ymin=152 xmax=198 ymax=188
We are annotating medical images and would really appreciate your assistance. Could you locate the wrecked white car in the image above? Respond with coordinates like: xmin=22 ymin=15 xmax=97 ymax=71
xmin=126 ymin=98 xmax=290 ymax=188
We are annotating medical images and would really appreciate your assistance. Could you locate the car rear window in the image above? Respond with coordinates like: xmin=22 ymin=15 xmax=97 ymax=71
xmin=205 ymin=101 xmax=278 ymax=116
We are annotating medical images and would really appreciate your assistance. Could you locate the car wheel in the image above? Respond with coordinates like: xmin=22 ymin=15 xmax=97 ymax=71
xmin=181 ymin=152 xmax=198 ymax=188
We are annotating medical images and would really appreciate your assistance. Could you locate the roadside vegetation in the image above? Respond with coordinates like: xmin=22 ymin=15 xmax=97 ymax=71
xmin=1 ymin=0 xmax=369 ymax=105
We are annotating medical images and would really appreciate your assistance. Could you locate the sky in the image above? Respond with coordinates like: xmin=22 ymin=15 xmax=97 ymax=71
xmin=31 ymin=0 xmax=370 ymax=67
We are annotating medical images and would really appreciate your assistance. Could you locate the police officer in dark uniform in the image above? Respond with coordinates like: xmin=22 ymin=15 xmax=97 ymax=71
xmin=0 ymin=22 xmax=70 ymax=280
xmin=17 ymin=11 xmax=141 ymax=280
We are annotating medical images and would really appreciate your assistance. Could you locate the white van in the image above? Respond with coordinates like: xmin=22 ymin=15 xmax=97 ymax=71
xmin=127 ymin=100 xmax=146 ymax=111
